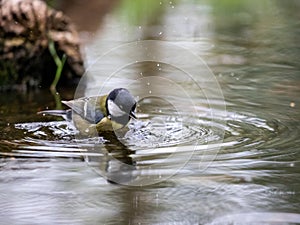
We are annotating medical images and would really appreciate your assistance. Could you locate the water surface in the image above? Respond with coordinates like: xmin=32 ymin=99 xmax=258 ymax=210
xmin=1 ymin=1 xmax=300 ymax=224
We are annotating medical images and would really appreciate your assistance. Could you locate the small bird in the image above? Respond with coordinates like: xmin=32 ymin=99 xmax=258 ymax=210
xmin=39 ymin=88 xmax=137 ymax=135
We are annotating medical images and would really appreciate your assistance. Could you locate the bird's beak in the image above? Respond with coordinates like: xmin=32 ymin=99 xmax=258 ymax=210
xmin=129 ymin=111 xmax=137 ymax=119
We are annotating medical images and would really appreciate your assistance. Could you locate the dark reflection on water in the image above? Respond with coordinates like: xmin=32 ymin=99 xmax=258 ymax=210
xmin=1 ymin=0 xmax=300 ymax=224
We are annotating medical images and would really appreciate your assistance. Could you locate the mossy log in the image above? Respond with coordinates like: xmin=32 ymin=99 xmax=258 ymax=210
xmin=0 ymin=0 xmax=84 ymax=89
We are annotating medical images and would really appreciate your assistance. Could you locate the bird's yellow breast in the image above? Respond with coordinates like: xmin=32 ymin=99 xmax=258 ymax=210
xmin=72 ymin=112 xmax=125 ymax=136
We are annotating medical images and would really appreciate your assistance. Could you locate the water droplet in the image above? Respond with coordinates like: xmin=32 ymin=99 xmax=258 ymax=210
xmin=171 ymin=5 xmax=175 ymax=8
xmin=138 ymin=26 xmax=142 ymax=29
xmin=158 ymin=31 xmax=163 ymax=36
xmin=243 ymin=176 xmax=252 ymax=182
xmin=230 ymin=72 xmax=235 ymax=76
xmin=290 ymin=102 xmax=296 ymax=108
xmin=157 ymin=63 xmax=160 ymax=67
xmin=149 ymin=90 xmax=152 ymax=94
xmin=147 ymin=82 xmax=150 ymax=86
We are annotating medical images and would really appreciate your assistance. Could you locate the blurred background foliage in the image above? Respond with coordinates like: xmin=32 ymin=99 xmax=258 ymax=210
xmin=2 ymin=0 xmax=300 ymax=89
xmin=46 ymin=0 xmax=300 ymax=36
xmin=117 ymin=0 xmax=169 ymax=25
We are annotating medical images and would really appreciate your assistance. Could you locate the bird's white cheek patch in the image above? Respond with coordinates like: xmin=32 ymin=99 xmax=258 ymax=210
xmin=107 ymin=100 xmax=127 ymax=117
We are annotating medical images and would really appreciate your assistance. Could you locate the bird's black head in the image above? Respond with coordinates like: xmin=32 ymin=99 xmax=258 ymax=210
xmin=106 ymin=88 xmax=137 ymax=125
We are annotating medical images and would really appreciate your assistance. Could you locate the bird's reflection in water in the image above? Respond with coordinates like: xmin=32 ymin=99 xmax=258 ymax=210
xmin=82 ymin=130 xmax=137 ymax=185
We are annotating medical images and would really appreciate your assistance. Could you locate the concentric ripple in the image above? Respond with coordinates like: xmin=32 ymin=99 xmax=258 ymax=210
xmin=9 ymin=97 xmax=299 ymax=187
xmin=122 ymin=114 xmax=215 ymax=149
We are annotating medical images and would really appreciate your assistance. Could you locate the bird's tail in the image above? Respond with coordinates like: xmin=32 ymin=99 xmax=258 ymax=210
xmin=37 ymin=109 xmax=72 ymax=121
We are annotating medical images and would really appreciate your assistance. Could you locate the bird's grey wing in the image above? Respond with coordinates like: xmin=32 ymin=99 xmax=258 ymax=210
xmin=62 ymin=96 xmax=105 ymax=124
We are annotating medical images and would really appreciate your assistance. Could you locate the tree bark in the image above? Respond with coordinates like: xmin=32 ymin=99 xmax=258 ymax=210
xmin=0 ymin=0 xmax=84 ymax=89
